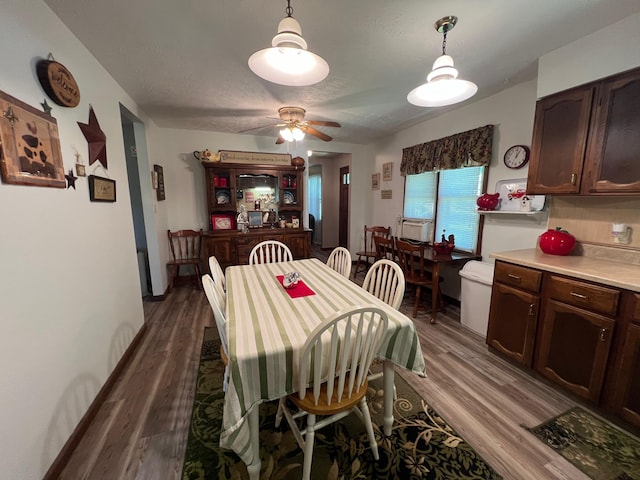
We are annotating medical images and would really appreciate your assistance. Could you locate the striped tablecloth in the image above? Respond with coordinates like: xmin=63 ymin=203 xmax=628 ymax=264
xmin=220 ymin=258 xmax=426 ymax=464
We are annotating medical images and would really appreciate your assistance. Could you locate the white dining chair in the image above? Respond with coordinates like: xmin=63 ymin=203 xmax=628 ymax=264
xmin=326 ymin=246 xmax=352 ymax=278
xmin=202 ymin=274 xmax=230 ymax=392
xmin=362 ymin=259 xmax=406 ymax=310
xmin=208 ymin=255 xmax=226 ymax=297
xmin=248 ymin=240 xmax=293 ymax=265
xmin=275 ymin=306 xmax=388 ymax=480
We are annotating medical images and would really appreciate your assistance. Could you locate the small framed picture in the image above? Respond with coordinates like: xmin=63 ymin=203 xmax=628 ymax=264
xmin=372 ymin=173 xmax=380 ymax=190
xmin=248 ymin=211 xmax=263 ymax=228
xmin=88 ymin=175 xmax=116 ymax=202
xmin=292 ymin=217 xmax=300 ymax=228
xmin=76 ymin=163 xmax=86 ymax=177
xmin=382 ymin=162 xmax=393 ymax=181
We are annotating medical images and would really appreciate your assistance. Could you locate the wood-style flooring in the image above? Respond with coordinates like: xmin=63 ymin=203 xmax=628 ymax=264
xmin=55 ymin=252 xmax=593 ymax=480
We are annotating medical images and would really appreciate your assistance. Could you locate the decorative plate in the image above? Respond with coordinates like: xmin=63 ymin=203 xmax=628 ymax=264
xmin=216 ymin=191 xmax=230 ymax=205
xmin=283 ymin=191 xmax=295 ymax=204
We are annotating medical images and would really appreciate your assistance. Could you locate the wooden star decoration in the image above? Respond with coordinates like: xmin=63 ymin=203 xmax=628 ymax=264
xmin=41 ymin=99 xmax=52 ymax=116
xmin=65 ymin=169 xmax=78 ymax=189
xmin=78 ymin=106 xmax=107 ymax=169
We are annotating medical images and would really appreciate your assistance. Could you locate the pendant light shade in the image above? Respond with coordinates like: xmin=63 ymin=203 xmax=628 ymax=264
xmin=280 ymin=125 xmax=305 ymax=142
xmin=248 ymin=1 xmax=329 ymax=86
xmin=408 ymin=16 xmax=477 ymax=107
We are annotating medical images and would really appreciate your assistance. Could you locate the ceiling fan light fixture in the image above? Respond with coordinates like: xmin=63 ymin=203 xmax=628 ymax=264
xmin=408 ymin=16 xmax=477 ymax=108
xmin=248 ymin=1 xmax=329 ymax=86
xmin=280 ymin=126 xmax=305 ymax=142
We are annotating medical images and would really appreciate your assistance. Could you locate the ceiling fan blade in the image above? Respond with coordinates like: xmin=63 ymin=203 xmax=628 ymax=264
xmin=306 ymin=120 xmax=341 ymax=128
xmin=275 ymin=134 xmax=285 ymax=144
xmin=304 ymin=126 xmax=332 ymax=142
xmin=238 ymin=123 xmax=277 ymax=133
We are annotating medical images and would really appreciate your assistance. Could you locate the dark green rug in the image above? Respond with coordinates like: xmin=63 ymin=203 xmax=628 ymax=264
xmin=527 ymin=407 xmax=640 ymax=480
xmin=182 ymin=328 xmax=502 ymax=479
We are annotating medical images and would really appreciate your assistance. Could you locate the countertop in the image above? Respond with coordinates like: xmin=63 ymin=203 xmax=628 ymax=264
xmin=490 ymin=248 xmax=640 ymax=293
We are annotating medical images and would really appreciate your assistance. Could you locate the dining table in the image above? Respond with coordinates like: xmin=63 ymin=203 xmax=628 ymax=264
xmin=220 ymin=258 xmax=426 ymax=479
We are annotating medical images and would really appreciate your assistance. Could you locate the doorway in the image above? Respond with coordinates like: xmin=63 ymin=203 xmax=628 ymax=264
xmin=120 ymin=105 xmax=161 ymax=298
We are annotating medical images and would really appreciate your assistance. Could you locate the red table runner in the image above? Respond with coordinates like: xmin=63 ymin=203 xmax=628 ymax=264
xmin=276 ymin=275 xmax=316 ymax=298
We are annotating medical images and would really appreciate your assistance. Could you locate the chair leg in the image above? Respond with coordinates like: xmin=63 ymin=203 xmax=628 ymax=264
xmin=194 ymin=264 xmax=202 ymax=289
xmin=302 ymin=413 xmax=316 ymax=480
xmin=275 ymin=398 xmax=285 ymax=428
xmin=352 ymin=256 xmax=363 ymax=279
xmin=360 ymin=398 xmax=380 ymax=460
xmin=168 ymin=265 xmax=179 ymax=293
xmin=413 ymin=285 xmax=421 ymax=318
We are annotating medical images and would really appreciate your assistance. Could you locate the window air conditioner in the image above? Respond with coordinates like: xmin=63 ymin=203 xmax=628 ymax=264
xmin=400 ymin=219 xmax=433 ymax=243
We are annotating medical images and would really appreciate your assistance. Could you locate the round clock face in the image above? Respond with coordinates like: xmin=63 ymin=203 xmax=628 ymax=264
xmin=503 ymin=145 xmax=530 ymax=169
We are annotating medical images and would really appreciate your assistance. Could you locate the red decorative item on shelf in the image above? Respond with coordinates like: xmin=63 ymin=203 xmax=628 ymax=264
xmin=539 ymin=227 xmax=576 ymax=256
xmin=476 ymin=193 xmax=500 ymax=211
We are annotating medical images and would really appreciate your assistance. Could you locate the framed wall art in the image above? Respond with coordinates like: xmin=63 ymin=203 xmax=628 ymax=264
xmin=248 ymin=210 xmax=263 ymax=228
xmin=382 ymin=162 xmax=393 ymax=181
xmin=154 ymin=164 xmax=165 ymax=201
xmin=88 ymin=175 xmax=116 ymax=202
xmin=0 ymin=90 xmax=65 ymax=188
xmin=371 ymin=173 xmax=380 ymax=190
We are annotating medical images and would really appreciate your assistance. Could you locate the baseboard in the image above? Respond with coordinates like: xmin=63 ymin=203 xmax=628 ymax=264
xmin=43 ymin=322 xmax=148 ymax=480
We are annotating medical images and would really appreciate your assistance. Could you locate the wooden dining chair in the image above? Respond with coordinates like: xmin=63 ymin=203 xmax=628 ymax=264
xmin=352 ymin=225 xmax=391 ymax=279
xmin=167 ymin=229 xmax=203 ymax=292
xmin=249 ymin=240 xmax=293 ymax=265
xmin=374 ymin=235 xmax=395 ymax=261
xmin=362 ymin=259 xmax=405 ymax=310
xmin=326 ymin=246 xmax=352 ymax=278
xmin=208 ymin=255 xmax=226 ymax=299
xmin=275 ymin=306 xmax=389 ymax=480
xmin=395 ymin=238 xmax=445 ymax=318
xmin=202 ymin=274 xmax=230 ymax=392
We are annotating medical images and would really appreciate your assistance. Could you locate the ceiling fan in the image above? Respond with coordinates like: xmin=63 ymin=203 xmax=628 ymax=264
xmin=242 ymin=106 xmax=341 ymax=144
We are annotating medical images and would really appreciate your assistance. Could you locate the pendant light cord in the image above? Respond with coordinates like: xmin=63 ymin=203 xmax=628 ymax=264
xmin=441 ymin=26 xmax=448 ymax=55
xmin=285 ymin=0 xmax=293 ymax=17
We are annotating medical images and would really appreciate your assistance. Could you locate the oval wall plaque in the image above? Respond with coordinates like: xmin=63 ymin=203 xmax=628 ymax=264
xmin=36 ymin=59 xmax=80 ymax=107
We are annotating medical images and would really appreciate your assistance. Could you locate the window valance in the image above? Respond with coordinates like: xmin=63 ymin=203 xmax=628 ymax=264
xmin=400 ymin=124 xmax=494 ymax=176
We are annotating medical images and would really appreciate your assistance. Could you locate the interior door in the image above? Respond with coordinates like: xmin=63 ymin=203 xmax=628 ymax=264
xmin=339 ymin=166 xmax=349 ymax=247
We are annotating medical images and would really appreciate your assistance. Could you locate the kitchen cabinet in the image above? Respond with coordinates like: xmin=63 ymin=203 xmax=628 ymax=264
xmin=535 ymin=275 xmax=619 ymax=403
xmin=608 ymin=293 xmax=640 ymax=427
xmin=527 ymin=66 xmax=640 ymax=195
xmin=487 ymin=262 xmax=541 ymax=366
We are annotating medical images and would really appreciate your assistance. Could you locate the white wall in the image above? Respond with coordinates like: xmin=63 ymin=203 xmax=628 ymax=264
xmin=0 ymin=1 xmax=149 ymax=478
xmin=538 ymin=12 xmax=640 ymax=97
xmin=370 ymin=80 xmax=548 ymax=299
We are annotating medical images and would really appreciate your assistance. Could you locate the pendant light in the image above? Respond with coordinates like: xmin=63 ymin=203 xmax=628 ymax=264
xmin=407 ymin=16 xmax=477 ymax=107
xmin=248 ymin=0 xmax=329 ymax=86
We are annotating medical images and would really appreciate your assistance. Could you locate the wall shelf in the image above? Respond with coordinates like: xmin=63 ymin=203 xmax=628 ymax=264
xmin=478 ymin=210 xmax=545 ymax=216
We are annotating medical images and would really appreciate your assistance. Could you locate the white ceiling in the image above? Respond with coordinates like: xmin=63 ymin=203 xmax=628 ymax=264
xmin=44 ymin=0 xmax=640 ymax=145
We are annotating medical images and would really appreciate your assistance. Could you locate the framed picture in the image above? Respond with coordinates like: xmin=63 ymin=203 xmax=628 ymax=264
xmin=248 ymin=210 xmax=263 ymax=228
xmin=382 ymin=162 xmax=393 ymax=181
xmin=154 ymin=164 xmax=165 ymax=201
xmin=211 ymin=214 xmax=235 ymax=230
xmin=371 ymin=173 xmax=380 ymax=190
xmin=88 ymin=175 xmax=116 ymax=202
xmin=0 ymin=90 xmax=65 ymax=188
xmin=381 ymin=189 xmax=392 ymax=199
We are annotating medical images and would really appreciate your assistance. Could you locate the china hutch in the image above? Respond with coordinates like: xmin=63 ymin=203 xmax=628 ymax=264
xmin=202 ymin=161 xmax=311 ymax=269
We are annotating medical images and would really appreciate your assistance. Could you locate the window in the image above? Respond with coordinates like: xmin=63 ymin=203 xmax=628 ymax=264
xmin=403 ymin=166 xmax=485 ymax=253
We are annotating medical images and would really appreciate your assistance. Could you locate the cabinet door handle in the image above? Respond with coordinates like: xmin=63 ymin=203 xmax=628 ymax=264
xmin=528 ymin=304 xmax=535 ymax=316
xmin=571 ymin=173 xmax=577 ymax=185
xmin=508 ymin=274 xmax=521 ymax=281
xmin=570 ymin=292 xmax=588 ymax=300
xmin=600 ymin=328 xmax=607 ymax=342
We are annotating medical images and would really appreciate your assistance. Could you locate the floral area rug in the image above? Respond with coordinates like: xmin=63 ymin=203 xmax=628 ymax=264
xmin=182 ymin=327 xmax=502 ymax=479
xmin=527 ymin=407 xmax=640 ymax=480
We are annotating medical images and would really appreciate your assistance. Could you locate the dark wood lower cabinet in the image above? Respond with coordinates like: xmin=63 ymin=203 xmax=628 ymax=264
xmin=487 ymin=283 xmax=539 ymax=367
xmin=534 ymin=300 xmax=614 ymax=403
xmin=203 ymin=229 xmax=312 ymax=271
xmin=613 ymin=323 xmax=640 ymax=425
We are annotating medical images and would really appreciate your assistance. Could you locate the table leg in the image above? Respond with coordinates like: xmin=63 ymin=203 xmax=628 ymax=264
xmin=383 ymin=360 xmax=395 ymax=436
xmin=246 ymin=406 xmax=261 ymax=480
xmin=431 ymin=263 xmax=440 ymax=324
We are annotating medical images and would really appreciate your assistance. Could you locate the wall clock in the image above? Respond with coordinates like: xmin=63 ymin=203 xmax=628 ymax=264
xmin=503 ymin=145 xmax=530 ymax=169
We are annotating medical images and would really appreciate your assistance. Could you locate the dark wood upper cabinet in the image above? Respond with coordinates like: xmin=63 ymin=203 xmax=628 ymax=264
xmin=527 ymin=86 xmax=594 ymax=194
xmin=583 ymin=69 xmax=640 ymax=193
xmin=527 ymin=66 xmax=640 ymax=195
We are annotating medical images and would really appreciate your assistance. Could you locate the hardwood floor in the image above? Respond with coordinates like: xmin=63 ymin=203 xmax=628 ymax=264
xmin=55 ymin=257 xmax=592 ymax=480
